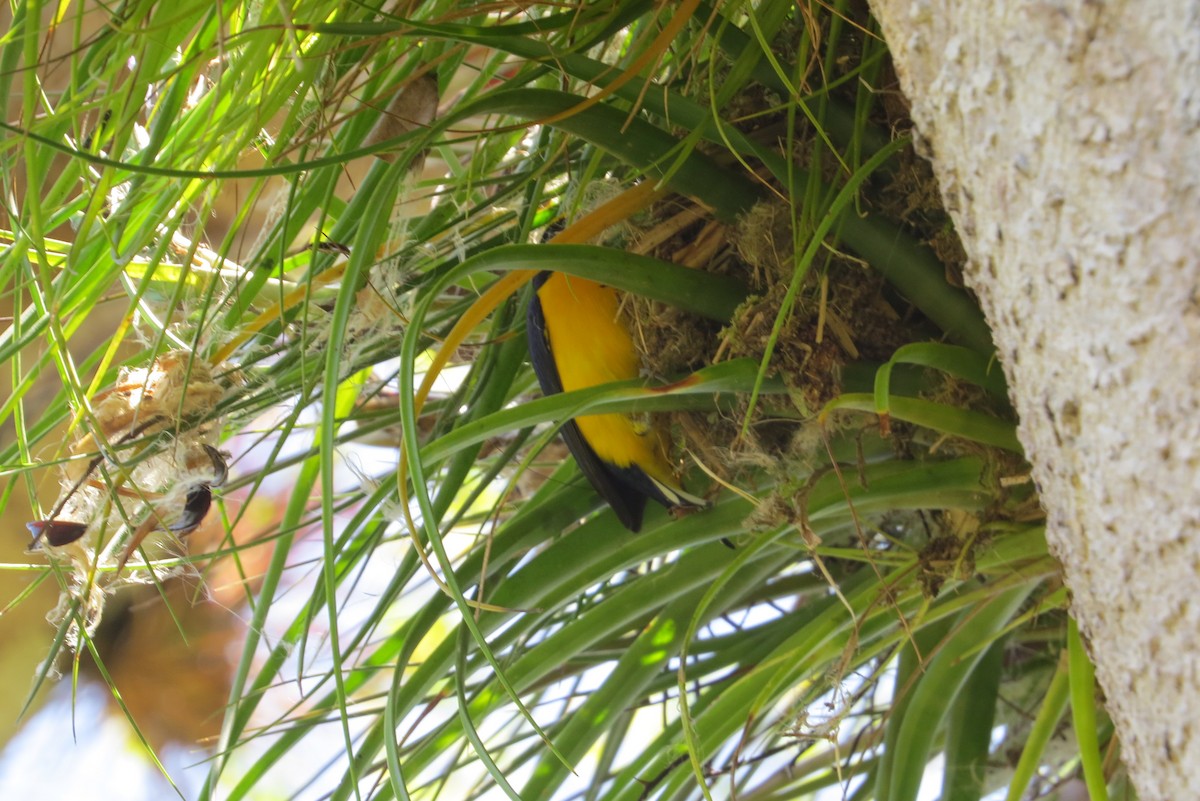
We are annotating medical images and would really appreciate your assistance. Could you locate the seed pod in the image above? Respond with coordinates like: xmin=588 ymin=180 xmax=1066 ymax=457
xmin=26 ymin=520 xmax=89 ymax=547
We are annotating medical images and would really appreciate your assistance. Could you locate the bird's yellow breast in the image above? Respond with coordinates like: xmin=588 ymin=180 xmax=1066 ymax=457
xmin=535 ymin=272 xmax=677 ymax=486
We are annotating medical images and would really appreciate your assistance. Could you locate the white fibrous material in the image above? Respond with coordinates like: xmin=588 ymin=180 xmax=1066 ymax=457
xmin=35 ymin=350 xmax=228 ymax=640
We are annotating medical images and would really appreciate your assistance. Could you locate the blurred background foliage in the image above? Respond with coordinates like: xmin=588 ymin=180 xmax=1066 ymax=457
xmin=0 ymin=1 xmax=1128 ymax=799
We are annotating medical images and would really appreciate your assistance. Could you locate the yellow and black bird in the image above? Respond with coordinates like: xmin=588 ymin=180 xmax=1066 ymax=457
xmin=527 ymin=270 xmax=707 ymax=531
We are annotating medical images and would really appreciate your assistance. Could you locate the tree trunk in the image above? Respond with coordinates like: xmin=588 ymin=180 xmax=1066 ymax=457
xmin=867 ymin=2 xmax=1200 ymax=798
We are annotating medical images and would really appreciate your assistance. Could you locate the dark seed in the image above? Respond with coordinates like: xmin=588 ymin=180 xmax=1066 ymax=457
xmin=169 ymin=485 xmax=213 ymax=536
xmin=27 ymin=520 xmax=89 ymax=547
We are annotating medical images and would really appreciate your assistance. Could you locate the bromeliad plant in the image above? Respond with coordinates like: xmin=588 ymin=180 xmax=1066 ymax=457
xmin=0 ymin=2 xmax=1118 ymax=801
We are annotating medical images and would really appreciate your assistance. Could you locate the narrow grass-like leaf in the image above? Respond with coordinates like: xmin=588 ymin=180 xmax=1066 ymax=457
xmin=874 ymin=343 xmax=1010 ymax=413
xmin=824 ymin=393 xmax=1023 ymax=454
xmin=942 ymin=638 xmax=1005 ymax=801
xmin=1069 ymin=616 xmax=1110 ymax=801
xmin=877 ymin=584 xmax=1036 ymax=801
xmin=1005 ymin=650 xmax=1071 ymax=801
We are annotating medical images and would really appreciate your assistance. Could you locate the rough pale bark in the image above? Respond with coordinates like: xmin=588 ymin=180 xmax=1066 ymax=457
xmin=867 ymin=1 xmax=1200 ymax=798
